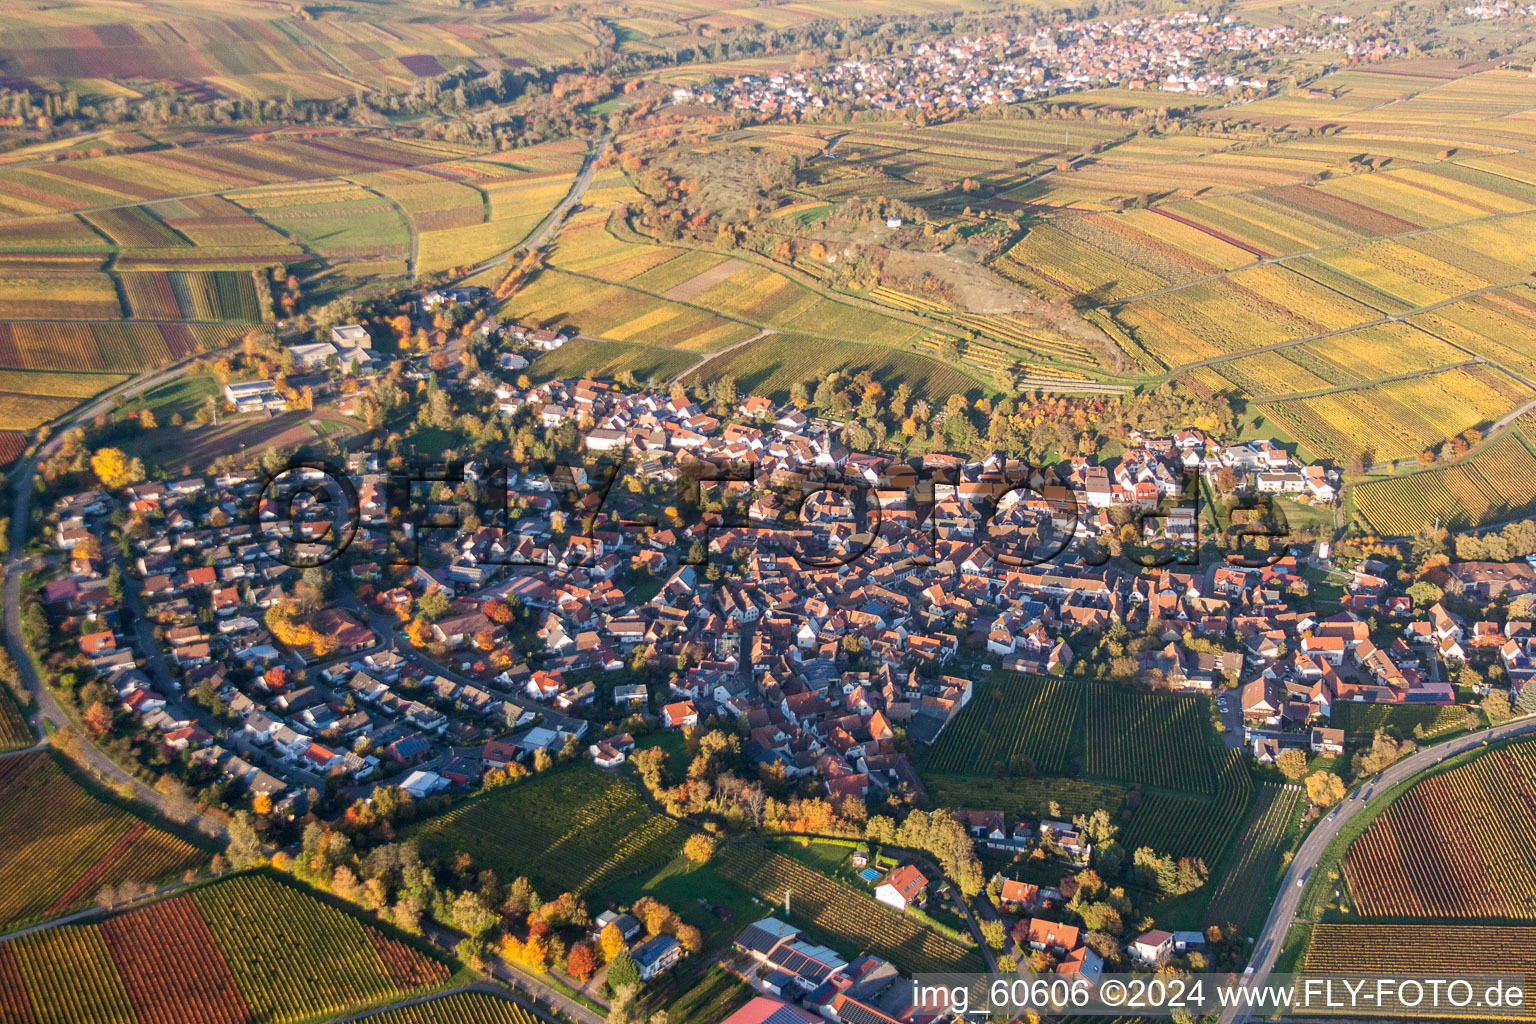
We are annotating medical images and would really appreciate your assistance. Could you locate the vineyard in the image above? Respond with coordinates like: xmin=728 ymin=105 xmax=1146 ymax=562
xmin=1085 ymin=686 xmax=1215 ymax=793
xmin=1342 ymin=740 xmax=1536 ymax=919
xmin=681 ymin=332 xmax=978 ymax=404
xmin=712 ymin=845 xmax=985 ymax=974
xmin=0 ymin=752 xmax=207 ymax=930
xmin=0 ymin=683 xmax=30 ymax=751
xmin=1352 ymin=432 xmax=1536 ymax=535
xmin=0 ymin=875 xmax=450 ymax=1024
xmin=350 ymin=991 xmax=541 ymax=1024
xmin=1202 ymin=784 xmax=1302 ymax=935
xmin=0 ymin=321 xmax=242 ymax=373
xmin=1260 ymin=365 xmax=1532 ymax=463
xmin=410 ymin=765 xmax=686 ymax=896
xmin=922 ymin=674 xmax=1081 ymax=776
xmin=526 ymin=338 xmax=699 ymax=388
xmin=1332 ymin=702 xmax=1472 ymax=738
xmin=119 ymin=271 xmax=263 ymax=322
xmin=194 ymin=875 xmax=449 ymax=1022
xmin=1119 ymin=749 xmax=1254 ymax=865
xmin=1305 ymin=924 xmax=1536 ymax=1015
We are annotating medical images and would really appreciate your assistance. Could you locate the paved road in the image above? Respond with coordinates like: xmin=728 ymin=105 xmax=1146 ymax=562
xmin=0 ymin=875 xmax=199 ymax=944
xmin=2 ymin=357 xmax=234 ymax=840
xmin=421 ymin=923 xmax=604 ymax=1024
xmin=470 ymin=129 xmax=611 ymax=288
xmin=1224 ymin=713 xmax=1536 ymax=1024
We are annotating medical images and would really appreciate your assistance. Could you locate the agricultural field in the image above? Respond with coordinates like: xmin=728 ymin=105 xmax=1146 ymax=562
xmin=195 ymin=875 xmax=450 ymax=1021
xmin=1119 ymin=750 xmax=1255 ymax=866
xmin=663 ymin=965 xmax=754 ymax=1024
xmin=119 ymin=271 xmax=264 ymax=322
xmin=1085 ymin=686 xmax=1215 ymax=793
xmin=502 ymin=269 xmax=758 ymax=353
xmin=1202 ymin=784 xmax=1302 ymax=935
xmin=1411 ymin=285 xmax=1536 ymax=383
xmin=0 ymin=135 xmax=477 ymax=219
xmin=350 ymin=991 xmax=541 ymax=1024
xmin=0 ymin=272 xmax=121 ymax=320
xmin=1260 ymin=365 xmax=1532 ymax=464
xmin=526 ymin=338 xmax=700 ymax=386
xmin=0 ymin=684 xmax=30 ymax=752
xmin=681 ymin=333 xmax=978 ymax=403
xmin=1352 ymin=432 xmax=1536 ymax=535
xmin=0 ymin=751 xmax=208 ymax=931
xmin=0 ymin=432 xmax=26 ymax=468
xmin=1342 ymin=739 xmax=1536 ymax=919
xmin=409 ymin=765 xmax=686 ymax=897
xmin=0 ymin=875 xmax=451 ymax=1024
xmin=0 ymin=322 xmax=249 ymax=375
xmin=1332 ymin=703 xmax=1475 ymax=739
xmin=1304 ymin=924 xmax=1536 ymax=1018
xmin=921 ymin=673 xmax=1081 ymax=776
xmin=712 ymin=845 xmax=985 ymax=974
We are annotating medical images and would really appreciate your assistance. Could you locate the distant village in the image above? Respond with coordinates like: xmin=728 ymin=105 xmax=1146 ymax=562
xmin=670 ymin=14 xmax=1403 ymax=115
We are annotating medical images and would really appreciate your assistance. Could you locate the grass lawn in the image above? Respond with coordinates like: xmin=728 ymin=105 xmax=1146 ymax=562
xmin=126 ymin=373 xmax=221 ymax=422
xmin=603 ymin=852 xmax=761 ymax=954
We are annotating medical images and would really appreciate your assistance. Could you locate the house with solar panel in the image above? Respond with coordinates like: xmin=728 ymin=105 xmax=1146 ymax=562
xmin=733 ymin=918 xmax=850 ymax=991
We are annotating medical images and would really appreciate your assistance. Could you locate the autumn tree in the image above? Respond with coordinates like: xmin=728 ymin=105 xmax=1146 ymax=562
xmin=568 ymin=942 xmax=597 ymax=981
xmin=227 ymin=811 xmax=264 ymax=870
xmin=1276 ymin=748 xmax=1309 ymax=781
xmin=84 ymin=700 xmax=112 ymax=736
xmin=598 ymin=922 xmax=626 ymax=962
xmin=1305 ymin=771 xmax=1346 ymax=808
xmin=682 ymin=833 xmax=717 ymax=865
xmin=90 ymin=447 xmax=144 ymax=489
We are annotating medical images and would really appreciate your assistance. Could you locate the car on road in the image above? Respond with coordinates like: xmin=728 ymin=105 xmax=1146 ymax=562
xmin=1297 ymin=867 xmax=1311 ymax=887
xmin=1327 ymin=807 xmax=1339 ymax=821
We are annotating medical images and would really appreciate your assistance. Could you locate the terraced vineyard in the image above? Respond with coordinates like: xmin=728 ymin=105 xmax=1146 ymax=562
xmin=1203 ymin=784 xmax=1302 ymax=935
xmin=0 ymin=751 xmax=208 ymax=930
xmin=1342 ymin=739 xmax=1536 ymax=919
xmin=923 ymin=674 xmax=1082 ymax=776
xmin=712 ymin=845 xmax=985 ymax=974
xmin=0 ymin=875 xmax=450 ymax=1024
xmin=410 ymin=765 xmax=686 ymax=896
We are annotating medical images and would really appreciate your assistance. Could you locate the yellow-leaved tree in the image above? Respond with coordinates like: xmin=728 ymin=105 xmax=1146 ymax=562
xmin=91 ymin=447 xmax=144 ymax=489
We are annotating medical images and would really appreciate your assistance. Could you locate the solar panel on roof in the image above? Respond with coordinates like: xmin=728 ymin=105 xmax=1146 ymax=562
xmin=835 ymin=999 xmax=899 ymax=1024
xmin=768 ymin=946 xmax=833 ymax=982
xmin=736 ymin=923 xmax=784 ymax=954
xmin=762 ymin=1007 xmax=812 ymax=1024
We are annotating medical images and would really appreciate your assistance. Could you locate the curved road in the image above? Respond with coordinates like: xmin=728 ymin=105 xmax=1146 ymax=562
xmin=4 ymin=358 xmax=231 ymax=841
xmin=1224 ymin=713 xmax=1536 ymax=1024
